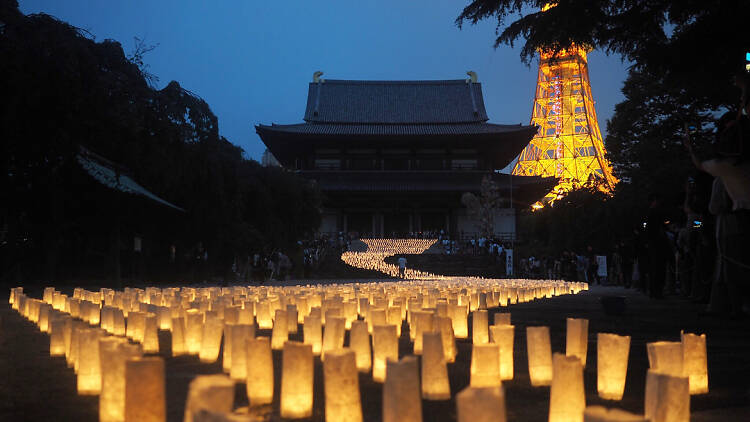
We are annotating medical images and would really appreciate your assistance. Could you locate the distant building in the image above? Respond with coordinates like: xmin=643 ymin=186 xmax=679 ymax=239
xmin=256 ymin=72 xmax=554 ymax=239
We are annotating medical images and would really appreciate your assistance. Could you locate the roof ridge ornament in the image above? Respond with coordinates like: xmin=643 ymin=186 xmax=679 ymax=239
xmin=313 ymin=71 xmax=325 ymax=83
xmin=466 ymin=71 xmax=478 ymax=84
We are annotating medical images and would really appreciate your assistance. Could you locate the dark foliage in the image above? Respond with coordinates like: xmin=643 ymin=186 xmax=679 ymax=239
xmin=0 ymin=3 xmax=321 ymax=284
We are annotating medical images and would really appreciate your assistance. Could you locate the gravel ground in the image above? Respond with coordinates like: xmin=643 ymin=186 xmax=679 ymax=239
xmin=0 ymin=285 xmax=748 ymax=421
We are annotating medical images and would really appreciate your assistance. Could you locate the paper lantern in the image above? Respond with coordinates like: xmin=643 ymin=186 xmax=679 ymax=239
xmin=286 ymin=305 xmax=299 ymax=334
xmin=77 ymin=328 xmax=103 ymax=395
xmin=303 ymin=314 xmax=322 ymax=356
xmin=387 ymin=306 xmax=402 ymax=337
xmin=69 ymin=323 xmax=83 ymax=369
xmin=472 ymin=310 xmax=489 ymax=344
xmin=324 ymin=348 xmax=363 ymax=422
xmin=349 ymin=320 xmax=372 ymax=372
xmin=368 ymin=307 xmax=387 ymax=334
xmin=199 ymin=314 xmax=224 ymax=363
xmin=172 ymin=316 xmax=187 ymax=356
xmin=456 ymin=386 xmax=507 ymax=422
xmin=382 ymin=356 xmax=422 ymax=422
xmin=224 ymin=307 xmax=240 ymax=325
xmin=183 ymin=374 xmax=235 ymax=422
xmin=127 ymin=311 xmax=145 ymax=343
xmin=566 ymin=318 xmax=589 ymax=366
xmin=452 ymin=304 xmax=469 ymax=339
xmin=549 ymin=353 xmax=585 ymax=422
xmin=421 ymin=332 xmax=450 ymax=400
xmin=112 ymin=308 xmax=126 ymax=336
xmin=471 ymin=344 xmax=501 ymax=388
xmin=644 ymin=370 xmax=690 ymax=422
xmin=436 ymin=316 xmax=457 ymax=363
xmin=255 ymin=302 xmax=272 ymax=330
xmin=271 ymin=309 xmax=288 ymax=350
xmin=143 ymin=313 xmax=159 ymax=354
xmin=412 ymin=310 xmax=434 ymax=354
xmin=372 ymin=324 xmax=399 ymax=382
xmin=124 ymin=357 xmax=166 ymax=422
xmin=246 ymin=336 xmax=273 ymax=406
xmin=157 ymin=306 xmax=172 ymax=331
xmin=490 ymin=324 xmax=514 ymax=380
xmin=597 ymin=333 xmax=631 ymax=400
xmin=38 ymin=303 xmax=51 ymax=332
xmin=583 ymin=406 xmax=647 ymax=422
xmin=185 ymin=310 xmax=204 ymax=355
xmin=49 ymin=316 xmax=67 ymax=356
xmin=680 ymin=332 xmax=708 ymax=394
xmin=526 ymin=326 xmax=552 ymax=386
xmin=280 ymin=341 xmax=313 ymax=419
xmin=647 ymin=341 xmax=683 ymax=377
xmin=100 ymin=339 xmax=142 ymax=422
xmin=321 ymin=316 xmax=346 ymax=360
xmin=494 ymin=312 xmax=511 ymax=326
xmin=229 ymin=324 xmax=254 ymax=380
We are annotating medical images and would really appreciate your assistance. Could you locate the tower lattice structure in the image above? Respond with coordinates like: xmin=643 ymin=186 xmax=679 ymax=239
xmin=512 ymin=46 xmax=617 ymax=205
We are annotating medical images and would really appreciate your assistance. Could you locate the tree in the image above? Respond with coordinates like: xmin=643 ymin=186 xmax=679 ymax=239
xmin=462 ymin=175 xmax=501 ymax=237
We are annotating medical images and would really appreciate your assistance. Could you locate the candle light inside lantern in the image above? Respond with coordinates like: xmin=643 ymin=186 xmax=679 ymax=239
xmin=303 ymin=314 xmax=322 ymax=356
xmin=680 ymin=332 xmax=708 ymax=395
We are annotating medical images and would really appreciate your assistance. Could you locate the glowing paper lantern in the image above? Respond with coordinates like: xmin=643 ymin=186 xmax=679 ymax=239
xmin=383 ymin=357 xmax=422 ymax=422
xmin=421 ymin=332 xmax=450 ymax=400
xmin=452 ymin=304 xmax=469 ymax=339
xmin=372 ymin=324 xmax=399 ymax=382
xmin=183 ymin=374 xmax=235 ymax=422
xmin=321 ymin=316 xmax=346 ymax=360
xmin=246 ymin=337 xmax=273 ymax=406
xmin=549 ymin=353 xmax=585 ymax=422
xmin=185 ymin=310 xmax=203 ymax=355
xmin=49 ymin=316 xmax=67 ymax=356
xmin=472 ymin=310 xmax=489 ymax=344
xmin=324 ymin=349 xmax=363 ymax=422
xmin=280 ymin=341 xmax=313 ymax=419
xmin=172 ymin=316 xmax=187 ymax=356
xmin=100 ymin=339 xmax=142 ymax=422
xmin=229 ymin=324 xmax=254 ymax=380
xmin=256 ymin=302 xmax=273 ymax=329
xmin=583 ymin=406 xmax=647 ymax=422
xmin=680 ymin=332 xmax=708 ymax=394
xmin=199 ymin=314 xmax=224 ymax=363
xmin=303 ymin=314 xmax=322 ymax=356
xmin=271 ymin=309 xmax=289 ymax=350
xmin=286 ymin=305 xmax=298 ymax=334
xmin=490 ymin=324 xmax=514 ymax=380
xmin=143 ymin=313 xmax=159 ymax=354
xmin=644 ymin=370 xmax=690 ymax=422
xmin=349 ymin=320 xmax=372 ymax=372
xmin=494 ymin=312 xmax=511 ymax=326
xmin=124 ymin=357 xmax=166 ymax=422
xmin=436 ymin=316 xmax=457 ymax=363
xmin=412 ymin=311 xmax=434 ymax=354
xmin=456 ymin=386 xmax=507 ymax=422
xmin=77 ymin=328 xmax=103 ymax=395
xmin=597 ymin=333 xmax=631 ymax=400
xmin=566 ymin=318 xmax=589 ymax=366
xmin=112 ymin=308 xmax=126 ymax=336
xmin=526 ymin=326 xmax=553 ymax=386
xmin=647 ymin=341 xmax=683 ymax=377
xmin=471 ymin=343 xmax=501 ymax=387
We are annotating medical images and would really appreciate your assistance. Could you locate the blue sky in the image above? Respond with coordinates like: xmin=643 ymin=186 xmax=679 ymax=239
xmin=20 ymin=0 xmax=630 ymax=162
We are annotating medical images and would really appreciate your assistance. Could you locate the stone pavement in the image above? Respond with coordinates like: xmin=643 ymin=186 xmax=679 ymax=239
xmin=0 ymin=285 xmax=748 ymax=421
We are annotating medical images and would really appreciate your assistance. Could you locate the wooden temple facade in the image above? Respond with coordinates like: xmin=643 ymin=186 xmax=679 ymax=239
xmin=256 ymin=74 xmax=555 ymax=239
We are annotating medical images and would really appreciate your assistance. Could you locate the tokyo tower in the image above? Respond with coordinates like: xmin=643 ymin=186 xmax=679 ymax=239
xmin=512 ymin=45 xmax=617 ymax=206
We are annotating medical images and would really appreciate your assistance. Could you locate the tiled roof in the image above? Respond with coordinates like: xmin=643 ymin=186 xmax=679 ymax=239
xmin=303 ymin=79 xmax=489 ymax=124
xmin=77 ymin=148 xmax=184 ymax=211
xmin=256 ymin=122 xmax=535 ymax=137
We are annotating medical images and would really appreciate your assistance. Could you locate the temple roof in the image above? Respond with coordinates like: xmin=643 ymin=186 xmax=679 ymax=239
xmin=303 ymin=79 xmax=488 ymax=124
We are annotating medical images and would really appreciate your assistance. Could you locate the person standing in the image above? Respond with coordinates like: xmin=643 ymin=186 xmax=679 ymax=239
xmin=397 ymin=256 xmax=407 ymax=278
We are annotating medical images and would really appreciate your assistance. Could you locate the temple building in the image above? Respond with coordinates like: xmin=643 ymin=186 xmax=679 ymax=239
xmin=256 ymin=72 xmax=555 ymax=239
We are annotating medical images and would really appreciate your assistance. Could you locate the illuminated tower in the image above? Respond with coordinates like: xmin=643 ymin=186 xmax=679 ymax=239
xmin=512 ymin=45 xmax=617 ymax=205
